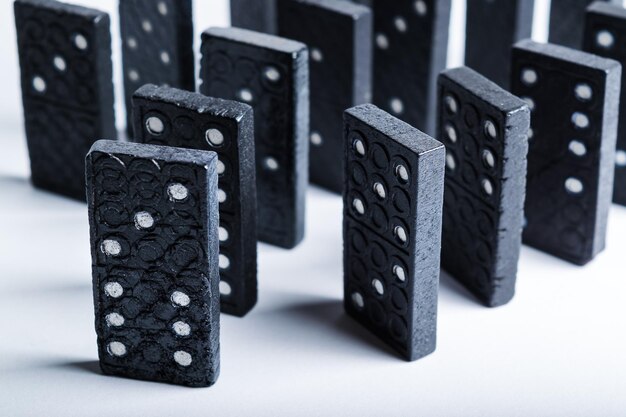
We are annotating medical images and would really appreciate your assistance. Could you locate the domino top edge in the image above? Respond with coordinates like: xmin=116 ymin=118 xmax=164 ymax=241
xmin=514 ymin=39 xmax=622 ymax=73
xmin=290 ymin=0 xmax=371 ymax=18
xmin=587 ymin=1 xmax=626 ymax=19
xmin=134 ymin=84 xmax=253 ymax=121
xmin=441 ymin=67 xmax=530 ymax=116
xmin=202 ymin=26 xmax=307 ymax=55
xmin=14 ymin=0 xmax=108 ymax=20
xmin=346 ymin=104 xmax=444 ymax=156
xmin=88 ymin=139 xmax=218 ymax=167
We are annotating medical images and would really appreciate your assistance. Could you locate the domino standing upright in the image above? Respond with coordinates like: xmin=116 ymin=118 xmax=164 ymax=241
xmin=14 ymin=0 xmax=116 ymax=200
xmin=352 ymin=0 xmax=451 ymax=136
xmin=120 ymin=0 xmax=194 ymax=136
xmin=549 ymin=0 xmax=600 ymax=48
xmin=200 ymin=27 xmax=309 ymax=249
xmin=465 ymin=0 xmax=534 ymax=88
xmin=277 ymin=0 xmax=372 ymax=193
xmin=230 ymin=0 xmax=278 ymax=34
xmin=343 ymin=104 xmax=445 ymax=361
xmin=583 ymin=2 xmax=626 ymax=205
xmin=132 ymin=85 xmax=257 ymax=317
xmin=438 ymin=67 xmax=530 ymax=307
xmin=87 ymin=140 xmax=220 ymax=387
xmin=511 ymin=39 xmax=621 ymax=265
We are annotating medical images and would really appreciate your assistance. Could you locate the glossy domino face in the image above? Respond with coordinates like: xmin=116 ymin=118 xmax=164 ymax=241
xmin=120 ymin=0 xmax=194 ymax=136
xmin=132 ymin=85 xmax=258 ymax=317
xmin=343 ymin=104 xmax=444 ymax=361
xmin=438 ymin=67 xmax=529 ymax=307
xmin=200 ymin=27 xmax=309 ymax=249
xmin=87 ymin=140 xmax=220 ymax=387
xmin=583 ymin=2 xmax=626 ymax=205
xmin=14 ymin=0 xmax=116 ymax=200
xmin=277 ymin=0 xmax=372 ymax=193
xmin=511 ymin=40 xmax=620 ymax=265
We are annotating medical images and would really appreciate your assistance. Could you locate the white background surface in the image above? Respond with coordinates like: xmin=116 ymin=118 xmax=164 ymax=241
xmin=1 ymin=0 xmax=626 ymax=416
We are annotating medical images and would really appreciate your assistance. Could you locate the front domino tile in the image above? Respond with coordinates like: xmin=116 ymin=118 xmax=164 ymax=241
xmin=438 ymin=67 xmax=530 ymax=307
xmin=86 ymin=140 xmax=220 ymax=387
xmin=583 ymin=2 xmax=626 ymax=205
xmin=277 ymin=0 xmax=372 ymax=193
xmin=119 ymin=0 xmax=194 ymax=137
xmin=200 ymin=27 xmax=309 ymax=249
xmin=14 ymin=0 xmax=116 ymax=200
xmin=511 ymin=39 xmax=621 ymax=265
xmin=132 ymin=85 xmax=257 ymax=317
xmin=352 ymin=0 xmax=451 ymax=136
xmin=343 ymin=104 xmax=445 ymax=361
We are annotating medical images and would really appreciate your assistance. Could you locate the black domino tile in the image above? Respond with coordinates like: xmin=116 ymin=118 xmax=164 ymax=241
xmin=132 ymin=85 xmax=257 ymax=317
xmin=438 ymin=67 xmax=530 ymax=307
xmin=549 ymin=0 xmax=606 ymax=48
xmin=120 ymin=0 xmax=194 ymax=137
xmin=200 ymin=27 xmax=309 ymax=249
xmin=511 ymin=39 xmax=621 ymax=265
xmin=277 ymin=0 xmax=372 ymax=193
xmin=465 ymin=0 xmax=534 ymax=88
xmin=354 ymin=0 xmax=451 ymax=135
xmin=230 ymin=0 xmax=278 ymax=34
xmin=14 ymin=0 xmax=116 ymax=200
xmin=583 ymin=2 xmax=626 ymax=205
xmin=87 ymin=140 xmax=220 ymax=387
xmin=343 ymin=104 xmax=445 ymax=361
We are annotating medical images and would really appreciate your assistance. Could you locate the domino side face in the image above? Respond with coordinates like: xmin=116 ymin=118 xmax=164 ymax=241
xmin=120 ymin=0 xmax=195 ymax=136
xmin=14 ymin=0 xmax=116 ymax=200
xmin=583 ymin=2 xmax=626 ymax=205
xmin=132 ymin=85 xmax=258 ymax=317
xmin=277 ymin=0 xmax=372 ymax=193
xmin=343 ymin=104 xmax=445 ymax=361
xmin=511 ymin=39 xmax=621 ymax=265
xmin=200 ymin=27 xmax=309 ymax=249
xmin=438 ymin=67 xmax=529 ymax=307
xmin=87 ymin=140 xmax=220 ymax=387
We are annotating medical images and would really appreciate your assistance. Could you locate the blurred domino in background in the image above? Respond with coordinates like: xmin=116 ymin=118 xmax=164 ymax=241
xmin=549 ymin=0 xmax=599 ymax=48
xmin=14 ymin=0 xmax=116 ymax=200
xmin=132 ymin=85 xmax=258 ymax=317
xmin=511 ymin=39 xmax=621 ymax=265
xmin=438 ymin=67 xmax=529 ymax=307
xmin=343 ymin=104 xmax=445 ymax=361
xmin=87 ymin=140 xmax=220 ymax=387
xmin=200 ymin=27 xmax=309 ymax=249
xmin=230 ymin=0 xmax=278 ymax=34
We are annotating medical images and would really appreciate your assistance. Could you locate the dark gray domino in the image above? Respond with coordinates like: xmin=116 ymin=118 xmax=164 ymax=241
xmin=511 ymin=39 xmax=620 ymax=265
xmin=277 ymin=0 xmax=372 ymax=193
xmin=583 ymin=2 xmax=626 ymax=205
xmin=549 ymin=0 xmax=604 ymax=48
xmin=200 ymin=27 xmax=309 ymax=249
xmin=86 ymin=140 xmax=220 ymax=387
xmin=131 ymin=85 xmax=257 ymax=317
xmin=438 ymin=67 xmax=530 ymax=307
xmin=465 ymin=0 xmax=534 ymax=88
xmin=230 ymin=0 xmax=277 ymax=34
xmin=343 ymin=104 xmax=445 ymax=361
xmin=351 ymin=0 xmax=450 ymax=135
xmin=14 ymin=0 xmax=116 ymax=200
xmin=120 ymin=0 xmax=194 ymax=137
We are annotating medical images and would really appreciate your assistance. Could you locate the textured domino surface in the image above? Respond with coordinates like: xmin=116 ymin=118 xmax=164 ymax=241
xmin=120 ymin=0 xmax=194 ymax=136
xmin=511 ymin=40 xmax=620 ymax=265
xmin=343 ymin=104 xmax=445 ymax=361
xmin=583 ymin=2 xmax=626 ymax=205
xmin=465 ymin=0 xmax=534 ymax=88
xmin=200 ymin=27 xmax=309 ymax=249
xmin=14 ymin=0 xmax=116 ymax=200
xmin=87 ymin=140 xmax=220 ymax=387
xmin=132 ymin=85 xmax=257 ymax=317
xmin=230 ymin=0 xmax=278 ymax=34
xmin=549 ymin=0 xmax=601 ymax=48
xmin=353 ymin=0 xmax=451 ymax=135
xmin=438 ymin=67 xmax=530 ymax=307
xmin=277 ymin=0 xmax=372 ymax=193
